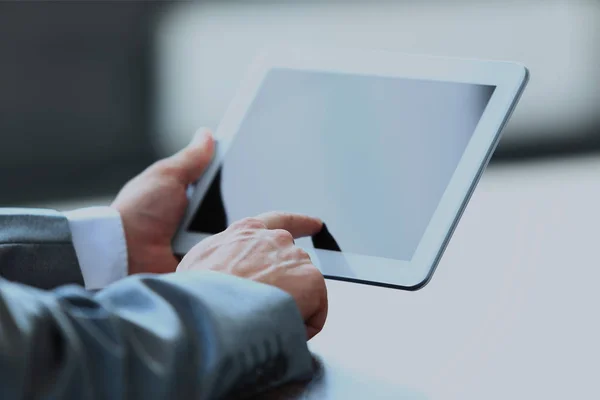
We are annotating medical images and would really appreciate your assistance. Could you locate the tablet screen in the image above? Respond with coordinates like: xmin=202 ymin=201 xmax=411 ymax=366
xmin=188 ymin=68 xmax=495 ymax=261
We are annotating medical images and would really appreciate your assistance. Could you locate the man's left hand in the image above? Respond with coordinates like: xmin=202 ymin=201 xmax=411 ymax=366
xmin=112 ymin=128 xmax=215 ymax=275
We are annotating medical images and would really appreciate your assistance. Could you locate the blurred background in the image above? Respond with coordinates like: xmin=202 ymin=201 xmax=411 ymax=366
xmin=1 ymin=0 xmax=599 ymax=207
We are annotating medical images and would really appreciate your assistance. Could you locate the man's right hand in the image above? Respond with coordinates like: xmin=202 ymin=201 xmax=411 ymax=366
xmin=177 ymin=212 xmax=328 ymax=339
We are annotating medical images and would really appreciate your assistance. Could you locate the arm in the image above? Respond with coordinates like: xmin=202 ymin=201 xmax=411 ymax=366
xmin=0 ymin=271 xmax=313 ymax=399
xmin=0 ymin=130 xmax=326 ymax=398
xmin=0 ymin=207 xmax=127 ymax=291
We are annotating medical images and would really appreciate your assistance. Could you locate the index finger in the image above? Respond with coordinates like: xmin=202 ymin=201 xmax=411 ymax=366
xmin=254 ymin=211 xmax=323 ymax=238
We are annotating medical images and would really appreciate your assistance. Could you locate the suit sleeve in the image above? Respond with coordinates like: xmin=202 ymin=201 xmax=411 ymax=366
xmin=0 ymin=208 xmax=84 ymax=289
xmin=1 ymin=207 xmax=130 ymax=290
xmin=0 ymin=271 xmax=313 ymax=400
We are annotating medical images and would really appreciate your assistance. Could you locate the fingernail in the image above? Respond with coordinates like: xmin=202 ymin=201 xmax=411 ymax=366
xmin=192 ymin=128 xmax=212 ymax=144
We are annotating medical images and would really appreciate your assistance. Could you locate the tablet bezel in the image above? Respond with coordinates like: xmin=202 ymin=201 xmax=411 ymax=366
xmin=172 ymin=47 xmax=529 ymax=290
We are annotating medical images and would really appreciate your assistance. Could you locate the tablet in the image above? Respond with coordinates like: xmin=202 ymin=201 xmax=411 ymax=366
xmin=173 ymin=47 xmax=529 ymax=290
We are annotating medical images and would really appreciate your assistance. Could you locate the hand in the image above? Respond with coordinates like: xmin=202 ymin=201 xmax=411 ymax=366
xmin=177 ymin=212 xmax=328 ymax=339
xmin=112 ymin=128 xmax=215 ymax=276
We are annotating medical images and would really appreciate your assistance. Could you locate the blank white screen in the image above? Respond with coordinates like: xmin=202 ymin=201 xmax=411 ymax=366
xmin=190 ymin=69 xmax=494 ymax=261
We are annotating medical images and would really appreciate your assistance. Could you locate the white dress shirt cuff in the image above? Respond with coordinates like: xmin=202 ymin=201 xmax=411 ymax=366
xmin=64 ymin=207 xmax=129 ymax=290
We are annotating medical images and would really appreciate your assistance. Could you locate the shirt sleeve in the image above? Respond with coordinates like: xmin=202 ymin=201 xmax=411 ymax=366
xmin=64 ymin=206 xmax=128 ymax=290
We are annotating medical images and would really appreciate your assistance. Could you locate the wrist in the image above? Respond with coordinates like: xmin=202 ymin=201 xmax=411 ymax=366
xmin=110 ymin=205 xmax=135 ymax=275
xmin=111 ymin=205 xmax=180 ymax=276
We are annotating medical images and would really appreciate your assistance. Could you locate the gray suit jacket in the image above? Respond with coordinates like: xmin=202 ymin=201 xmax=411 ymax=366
xmin=0 ymin=209 xmax=313 ymax=399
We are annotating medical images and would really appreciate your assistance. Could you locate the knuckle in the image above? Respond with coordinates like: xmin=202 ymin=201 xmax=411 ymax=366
xmin=235 ymin=229 xmax=256 ymax=237
xmin=148 ymin=159 xmax=174 ymax=176
xmin=281 ymin=212 xmax=294 ymax=225
xmin=291 ymin=247 xmax=310 ymax=261
xmin=267 ymin=211 xmax=288 ymax=224
xmin=231 ymin=217 xmax=265 ymax=230
xmin=272 ymin=229 xmax=294 ymax=244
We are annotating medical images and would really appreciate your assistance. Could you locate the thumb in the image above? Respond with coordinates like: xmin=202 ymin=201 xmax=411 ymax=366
xmin=162 ymin=128 xmax=215 ymax=184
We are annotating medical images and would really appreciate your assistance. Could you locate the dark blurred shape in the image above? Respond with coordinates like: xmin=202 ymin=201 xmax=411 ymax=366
xmin=312 ymin=223 xmax=342 ymax=252
xmin=188 ymin=167 xmax=229 ymax=234
xmin=0 ymin=2 xmax=162 ymax=205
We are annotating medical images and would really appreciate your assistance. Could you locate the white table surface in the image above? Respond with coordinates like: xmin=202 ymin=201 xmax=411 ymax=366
xmin=266 ymin=156 xmax=600 ymax=399
xmin=42 ymin=156 xmax=600 ymax=399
